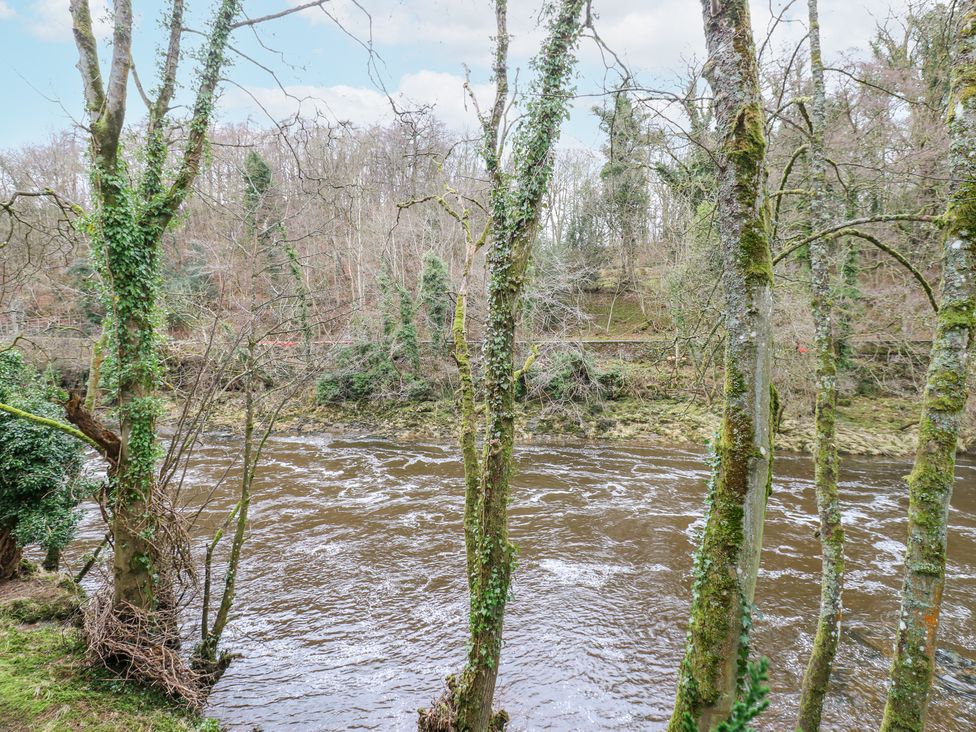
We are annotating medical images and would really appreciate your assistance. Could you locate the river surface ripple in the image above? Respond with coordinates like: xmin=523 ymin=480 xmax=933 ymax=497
xmin=70 ymin=436 xmax=976 ymax=731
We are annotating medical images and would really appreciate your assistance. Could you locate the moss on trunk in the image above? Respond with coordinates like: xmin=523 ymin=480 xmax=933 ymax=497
xmin=670 ymin=3 xmax=775 ymax=730
xmin=881 ymin=5 xmax=976 ymax=730
xmin=446 ymin=2 xmax=586 ymax=729
xmin=796 ymin=2 xmax=845 ymax=729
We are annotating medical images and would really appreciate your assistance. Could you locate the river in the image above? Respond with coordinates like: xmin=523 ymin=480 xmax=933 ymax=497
xmin=70 ymin=435 xmax=976 ymax=731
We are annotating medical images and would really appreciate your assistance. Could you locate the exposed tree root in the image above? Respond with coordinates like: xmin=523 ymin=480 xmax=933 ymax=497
xmin=417 ymin=676 xmax=509 ymax=731
xmin=83 ymin=590 xmax=205 ymax=708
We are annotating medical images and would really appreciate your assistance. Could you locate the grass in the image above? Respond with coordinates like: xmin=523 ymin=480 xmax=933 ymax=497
xmin=0 ymin=569 xmax=84 ymax=624
xmin=580 ymin=293 xmax=653 ymax=338
xmin=0 ymin=619 xmax=219 ymax=732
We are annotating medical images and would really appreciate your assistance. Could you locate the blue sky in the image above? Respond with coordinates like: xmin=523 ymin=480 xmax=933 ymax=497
xmin=0 ymin=0 xmax=905 ymax=152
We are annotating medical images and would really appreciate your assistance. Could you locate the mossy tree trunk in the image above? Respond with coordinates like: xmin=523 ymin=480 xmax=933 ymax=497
xmin=796 ymin=1 xmax=845 ymax=729
xmin=441 ymin=2 xmax=585 ymax=730
xmin=0 ymin=523 xmax=22 ymax=580
xmin=453 ymin=228 xmax=487 ymax=597
xmin=195 ymin=154 xmax=285 ymax=675
xmin=69 ymin=0 xmax=242 ymax=614
xmin=881 ymin=5 xmax=976 ymax=730
xmin=669 ymin=2 xmax=775 ymax=730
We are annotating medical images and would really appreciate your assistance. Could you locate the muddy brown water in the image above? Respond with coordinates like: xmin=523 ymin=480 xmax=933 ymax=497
xmin=69 ymin=435 xmax=976 ymax=731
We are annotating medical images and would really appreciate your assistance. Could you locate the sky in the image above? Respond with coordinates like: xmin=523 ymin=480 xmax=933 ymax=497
xmin=0 ymin=0 xmax=909 ymax=152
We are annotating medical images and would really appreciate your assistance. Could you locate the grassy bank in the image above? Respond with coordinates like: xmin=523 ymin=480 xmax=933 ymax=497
xmin=205 ymin=388 xmax=968 ymax=457
xmin=0 ymin=573 xmax=218 ymax=732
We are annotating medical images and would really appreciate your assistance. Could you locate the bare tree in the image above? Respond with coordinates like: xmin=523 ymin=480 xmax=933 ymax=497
xmin=419 ymin=1 xmax=587 ymax=729
xmin=795 ymin=2 xmax=844 ymax=728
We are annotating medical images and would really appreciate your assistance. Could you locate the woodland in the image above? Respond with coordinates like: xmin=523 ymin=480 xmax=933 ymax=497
xmin=0 ymin=1 xmax=974 ymax=731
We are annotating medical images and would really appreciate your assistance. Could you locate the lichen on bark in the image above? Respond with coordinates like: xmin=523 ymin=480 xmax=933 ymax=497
xmin=795 ymin=1 xmax=845 ymax=729
xmin=669 ymin=2 xmax=775 ymax=730
xmin=881 ymin=4 xmax=976 ymax=730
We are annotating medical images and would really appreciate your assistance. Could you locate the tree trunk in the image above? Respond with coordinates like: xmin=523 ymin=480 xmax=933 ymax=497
xmin=84 ymin=328 xmax=107 ymax=412
xmin=0 ymin=524 xmax=22 ymax=581
xmin=796 ymin=1 xmax=844 ymax=729
xmin=669 ymin=2 xmax=774 ymax=730
xmin=102 ymin=169 xmax=163 ymax=613
xmin=881 ymin=6 xmax=976 ymax=730
xmin=69 ymin=0 xmax=242 ymax=617
xmin=448 ymin=3 xmax=585 ymax=729
xmin=453 ymin=243 xmax=482 ymax=597
xmin=42 ymin=544 xmax=61 ymax=573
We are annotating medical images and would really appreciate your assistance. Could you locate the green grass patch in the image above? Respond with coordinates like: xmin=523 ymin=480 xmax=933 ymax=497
xmin=580 ymin=293 xmax=649 ymax=337
xmin=0 ymin=620 xmax=219 ymax=731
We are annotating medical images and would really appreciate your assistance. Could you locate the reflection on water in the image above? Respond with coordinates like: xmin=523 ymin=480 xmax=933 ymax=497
xmin=69 ymin=436 xmax=976 ymax=731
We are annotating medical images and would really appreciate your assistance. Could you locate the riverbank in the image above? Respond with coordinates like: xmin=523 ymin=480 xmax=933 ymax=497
xmin=204 ymin=389 xmax=971 ymax=457
xmin=0 ymin=571 xmax=217 ymax=732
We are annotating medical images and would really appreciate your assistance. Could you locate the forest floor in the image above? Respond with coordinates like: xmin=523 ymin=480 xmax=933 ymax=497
xmin=0 ymin=570 xmax=217 ymax=732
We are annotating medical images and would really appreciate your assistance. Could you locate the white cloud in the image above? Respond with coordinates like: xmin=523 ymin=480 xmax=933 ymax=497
xmin=26 ymin=0 xmax=110 ymax=42
xmin=0 ymin=2 xmax=15 ymax=21
xmin=230 ymin=0 xmax=913 ymax=148
xmin=293 ymin=0 xmax=908 ymax=71
xmin=221 ymin=71 xmax=494 ymax=132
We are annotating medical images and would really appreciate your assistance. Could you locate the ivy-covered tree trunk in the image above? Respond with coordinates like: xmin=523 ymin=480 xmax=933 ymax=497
xmin=453 ymin=240 xmax=484 ymax=597
xmin=441 ymin=2 xmax=584 ymax=730
xmin=796 ymin=1 xmax=844 ymax=728
xmin=669 ymin=2 xmax=775 ymax=730
xmin=881 ymin=5 xmax=976 ymax=730
xmin=69 ymin=0 xmax=242 ymax=614
xmin=100 ymin=169 xmax=165 ymax=611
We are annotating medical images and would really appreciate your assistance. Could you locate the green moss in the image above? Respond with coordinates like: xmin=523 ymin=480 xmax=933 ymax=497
xmin=935 ymin=299 xmax=976 ymax=332
xmin=721 ymin=99 xmax=773 ymax=288
xmin=0 ymin=621 xmax=219 ymax=731
xmin=726 ymin=104 xmax=766 ymax=175
xmin=739 ymin=214 xmax=773 ymax=286
xmin=926 ymin=368 xmax=968 ymax=412
xmin=0 ymin=572 xmax=84 ymax=624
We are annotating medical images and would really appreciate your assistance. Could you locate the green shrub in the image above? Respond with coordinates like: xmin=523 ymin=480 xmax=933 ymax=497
xmin=526 ymin=349 xmax=624 ymax=404
xmin=316 ymin=342 xmax=401 ymax=403
xmin=403 ymin=375 xmax=434 ymax=401
xmin=0 ymin=351 xmax=92 ymax=577
xmin=419 ymin=252 xmax=452 ymax=353
xmin=316 ymin=374 xmax=343 ymax=403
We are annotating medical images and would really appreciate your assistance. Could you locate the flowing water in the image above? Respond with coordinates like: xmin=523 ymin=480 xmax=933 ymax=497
xmin=71 ymin=435 xmax=976 ymax=731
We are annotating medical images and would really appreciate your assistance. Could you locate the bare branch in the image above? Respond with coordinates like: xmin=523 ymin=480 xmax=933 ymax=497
xmin=68 ymin=0 xmax=106 ymax=122
xmin=230 ymin=1 xmax=329 ymax=29
xmin=774 ymin=227 xmax=939 ymax=312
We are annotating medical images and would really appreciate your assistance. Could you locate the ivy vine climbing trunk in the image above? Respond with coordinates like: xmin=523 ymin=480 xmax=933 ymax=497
xmin=453 ymin=223 xmax=488 ymax=597
xmin=796 ymin=1 xmax=844 ymax=728
xmin=69 ymin=0 xmax=242 ymax=614
xmin=416 ymin=2 xmax=584 ymax=730
xmin=669 ymin=2 xmax=775 ymax=730
xmin=881 ymin=5 xmax=976 ymax=730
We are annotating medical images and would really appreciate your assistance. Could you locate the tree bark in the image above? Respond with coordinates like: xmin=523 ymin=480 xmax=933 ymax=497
xmin=796 ymin=1 xmax=844 ymax=728
xmin=69 ymin=0 xmax=242 ymax=615
xmin=453 ymin=237 xmax=483 ymax=597
xmin=881 ymin=5 xmax=976 ymax=730
xmin=669 ymin=2 xmax=775 ymax=730
xmin=0 ymin=524 xmax=22 ymax=581
xmin=42 ymin=544 xmax=61 ymax=573
xmin=448 ymin=3 xmax=585 ymax=729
